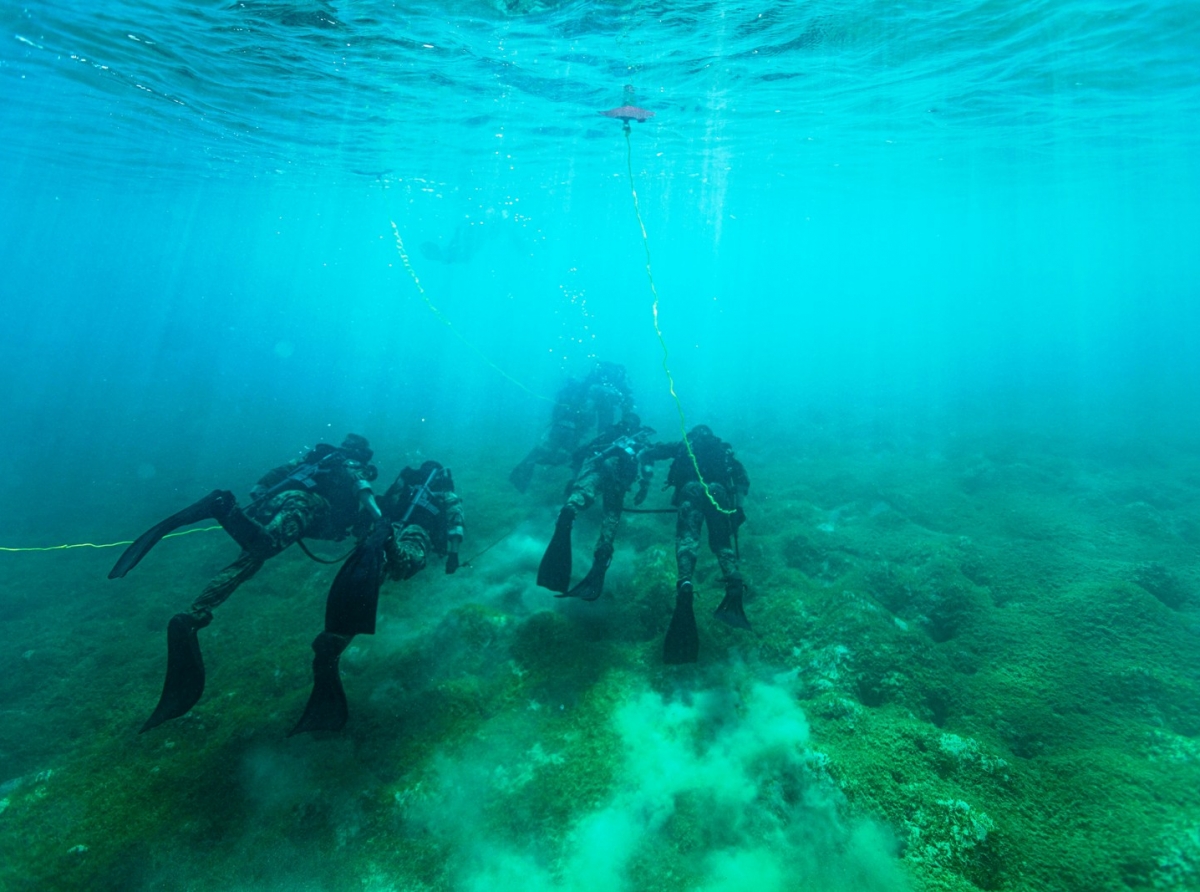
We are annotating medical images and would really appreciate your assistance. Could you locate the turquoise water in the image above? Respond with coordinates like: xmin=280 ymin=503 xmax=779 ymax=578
xmin=2 ymin=2 xmax=1199 ymax=890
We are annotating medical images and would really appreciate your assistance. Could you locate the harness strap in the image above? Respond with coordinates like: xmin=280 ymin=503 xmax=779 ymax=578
xmin=296 ymin=539 xmax=357 ymax=565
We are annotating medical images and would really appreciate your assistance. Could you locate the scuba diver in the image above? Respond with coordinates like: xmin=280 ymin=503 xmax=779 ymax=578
xmin=641 ymin=425 xmax=752 ymax=664
xmin=509 ymin=361 xmax=636 ymax=493
xmin=536 ymin=414 xmax=656 ymax=601
xmin=290 ymin=460 xmax=464 ymax=735
xmin=109 ymin=435 xmax=382 ymax=732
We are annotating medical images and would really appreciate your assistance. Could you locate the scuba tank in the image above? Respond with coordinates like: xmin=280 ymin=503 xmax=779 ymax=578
xmin=667 ymin=429 xmax=735 ymax=492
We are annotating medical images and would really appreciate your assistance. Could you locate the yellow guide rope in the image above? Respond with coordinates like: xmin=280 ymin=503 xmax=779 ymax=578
xmin=380 ymin=176 xmax=551 ymax=403
xmin=4 ymin=150 xmax=722 ymax=557
xmin=621 ymin=125 xmax=735 ymax=516
xmin=0 ymin=525 xmax=221 ymax=554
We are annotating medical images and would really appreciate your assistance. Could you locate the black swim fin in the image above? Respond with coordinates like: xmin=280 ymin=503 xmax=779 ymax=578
xmin=325 ymin=521 xmax=390 ymax=637
xmin=714 ymin=578 xmax=752 ymax=631
xmin=663 ymin=581 xmax=699 ymax=664
xmin=290 ymin=632 xmax=351 ymax=735
xmin=509 ymin=460 xmax=535 ymax=493
xmin=537 ymin=507 xmax=574 ymax=593
xmin=110 ymin=490 xmax=234 ymax=579
xmin=141 ymin=613 xmax=206 ymax=732
xmin=560 ymin=544 xmax=612 ymax=602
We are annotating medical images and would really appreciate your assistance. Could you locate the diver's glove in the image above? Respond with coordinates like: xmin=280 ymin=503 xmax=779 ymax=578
xmin=733 ymin=507 xmax=747 ymax=528
xmin=633 ymin=482 xmax=649 ymax=506
xmin=445 ymin=552 xmax=460 ymax=574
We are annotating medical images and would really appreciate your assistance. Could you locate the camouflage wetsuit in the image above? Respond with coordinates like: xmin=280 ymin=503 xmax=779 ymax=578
xmin=643 ymin=428 xmax=750 ymax=589
xmin=564 ymin=420 xmax=656 ymax=560
xmin=379 ymin=463 xmax=465 ymax=580
xmin=190 ymin=450 xmax=376 ymax=623
xmin=510 ymin=362 xmax=635 ymax=491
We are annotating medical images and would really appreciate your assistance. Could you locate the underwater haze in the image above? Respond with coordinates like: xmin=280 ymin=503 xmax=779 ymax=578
xmin=2 ymin=1 xmax=1199 ymax=890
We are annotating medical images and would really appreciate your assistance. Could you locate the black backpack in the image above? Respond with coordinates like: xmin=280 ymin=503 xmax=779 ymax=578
xmin=667 ymin=434 xmax=736 ymax=491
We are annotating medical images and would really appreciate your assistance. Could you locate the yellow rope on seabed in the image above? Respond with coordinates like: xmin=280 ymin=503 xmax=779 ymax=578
xmin=621 ymin=125 xmax=735 ymax=517
xmin=0 ymin=525 xmax=221 ymax=553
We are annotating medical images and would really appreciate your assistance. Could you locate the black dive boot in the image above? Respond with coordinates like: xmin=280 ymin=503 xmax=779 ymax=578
xmin=109 ymin=490 xmax=236 ymax=579
xmin=141 ymin=613 xmax=208 ymax=732
xmin=290 ymin=632 xmax=352 ymax=735
xmin=663 ymin=580 xmax=699 ymax=664
xmin=537 ymin=506 xmax=575 ymax=593
xmin=714 ymin=576 xmax=752 ymax=630
xmin=564 ymin=542 xmax=613 ymax=601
